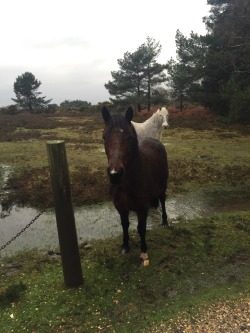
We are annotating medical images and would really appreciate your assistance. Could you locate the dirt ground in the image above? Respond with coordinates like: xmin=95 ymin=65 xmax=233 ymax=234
xmin=152 ymin=296 xmax=250 ymax=333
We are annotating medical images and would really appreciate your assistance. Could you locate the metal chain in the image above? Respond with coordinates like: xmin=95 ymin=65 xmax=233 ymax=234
xmin=0 ymin=207 xmax=47 ymax=252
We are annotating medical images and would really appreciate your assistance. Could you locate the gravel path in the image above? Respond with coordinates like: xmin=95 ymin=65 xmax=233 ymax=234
xmin=151 ymin=296 xmax=250 ymax=333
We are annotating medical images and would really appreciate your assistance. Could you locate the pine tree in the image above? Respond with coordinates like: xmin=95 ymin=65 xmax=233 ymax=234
xmin=105 ymin=37 xmax=166 ymax=111
xmin=12 ymin=72 xmax=52 ymax=112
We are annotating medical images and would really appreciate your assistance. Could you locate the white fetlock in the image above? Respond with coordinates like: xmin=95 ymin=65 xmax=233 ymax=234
xmin=140 ymin=252 xmax=149 ymax=266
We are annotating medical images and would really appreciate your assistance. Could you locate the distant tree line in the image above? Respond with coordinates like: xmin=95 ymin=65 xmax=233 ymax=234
xmin=8 ymin=72 xmax=96 ymax=115
xmin=59 ymin=100 xmax=91 ymax=111
xmin=8 ymin=0 xmax=250 ymax=123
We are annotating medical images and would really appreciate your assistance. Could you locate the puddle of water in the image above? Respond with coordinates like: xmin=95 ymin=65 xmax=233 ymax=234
xmin=0 ymin=165 xmax=12 ymax=201
xmin=0 ymin=190 xmax=249 ymax=257
xmin=0 ymin=193 xmax=211 ymax=257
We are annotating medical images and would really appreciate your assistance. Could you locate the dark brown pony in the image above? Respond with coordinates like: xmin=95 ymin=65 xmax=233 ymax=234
xmin=102 ymin=106 xmax=169 ymax=264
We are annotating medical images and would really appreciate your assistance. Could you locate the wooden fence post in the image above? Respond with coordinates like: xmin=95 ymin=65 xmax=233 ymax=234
xmin=46 ymin=140 xmax=83 ymax=287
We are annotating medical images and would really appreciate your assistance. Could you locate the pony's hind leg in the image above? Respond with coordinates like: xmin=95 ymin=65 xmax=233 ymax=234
xmin=159 ymin=192 xmax=168 ymax=226
xmin=120 ymin=211 xmax=130 ymax=254
xmin=137 ymin=210 xmax=149 ymax=266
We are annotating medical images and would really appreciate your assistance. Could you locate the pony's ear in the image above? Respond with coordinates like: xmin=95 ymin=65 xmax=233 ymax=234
xmin=125 ymin=106 xmax=133 ymax=122
xmin=102 ymin=106 xmax=111 ymax=123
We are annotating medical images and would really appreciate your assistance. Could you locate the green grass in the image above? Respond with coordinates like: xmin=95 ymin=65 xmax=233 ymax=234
xmin=164 ymin=127 xmax=250 ymax=165
xmin=0 ymin=211 xmax=249 ymax=332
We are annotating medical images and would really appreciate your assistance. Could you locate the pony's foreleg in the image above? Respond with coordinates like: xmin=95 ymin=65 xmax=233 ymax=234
xmin=137 ymin=211 xmax=149 ymax=266
xmin=159 ymin=192 xmax=168 ymax=226
xmin=120 ymin=211 xmax=130 ymax=254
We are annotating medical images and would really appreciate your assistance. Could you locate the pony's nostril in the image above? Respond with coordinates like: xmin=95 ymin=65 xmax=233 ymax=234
xmin=108 ymin=168 xmax=124 ymax=184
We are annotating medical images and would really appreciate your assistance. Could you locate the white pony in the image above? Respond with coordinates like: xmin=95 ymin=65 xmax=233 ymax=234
xmin=131 ymin=107 xmax=169 ymax=142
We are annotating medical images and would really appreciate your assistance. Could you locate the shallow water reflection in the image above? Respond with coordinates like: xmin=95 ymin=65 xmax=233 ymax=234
xmin=0 ymin=191 xmax=249 ymax=257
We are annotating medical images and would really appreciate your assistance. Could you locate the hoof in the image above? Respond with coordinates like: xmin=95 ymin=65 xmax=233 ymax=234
xmin=140 ymin=252 xmax=149 ymax=266
xmin=162 ymin=221 xmax=171 ymax=228
xmin=122 ymin=247 xmax=129 ymax=254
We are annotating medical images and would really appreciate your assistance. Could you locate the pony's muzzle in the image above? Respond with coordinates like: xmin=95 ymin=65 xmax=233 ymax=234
xmin=108 ymin=167 xmax=125 ymax=184
xmin=162 ymin=122 xmax=169 ymax=128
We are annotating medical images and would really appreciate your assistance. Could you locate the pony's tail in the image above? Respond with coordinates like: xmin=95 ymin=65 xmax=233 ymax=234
xmin=150 ymin=197 xmax=159 ymax=208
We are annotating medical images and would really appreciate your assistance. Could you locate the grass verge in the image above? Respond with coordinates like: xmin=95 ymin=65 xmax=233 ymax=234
xmin=0 ymin=211 xmax=249 ymax=332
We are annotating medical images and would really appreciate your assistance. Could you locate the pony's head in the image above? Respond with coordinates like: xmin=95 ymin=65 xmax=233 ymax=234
xmin=102 ymin=106 xmax=138 ymax=184
xmin=156 ymin=107 xmax=169 ymax=128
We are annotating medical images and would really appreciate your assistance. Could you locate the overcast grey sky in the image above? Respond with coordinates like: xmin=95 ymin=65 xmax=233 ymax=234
xmin=0 ymin=0 xmax=211 ymax=107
